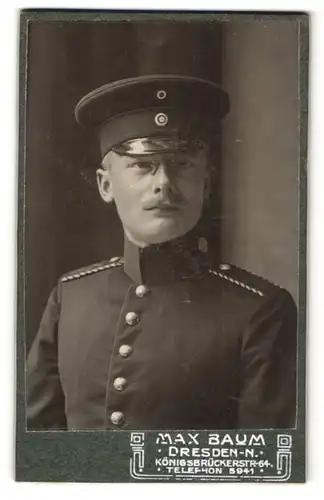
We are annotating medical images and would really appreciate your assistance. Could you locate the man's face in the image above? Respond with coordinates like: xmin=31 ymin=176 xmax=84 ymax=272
xmin=97 ymin=147 xmax=210 ymax=246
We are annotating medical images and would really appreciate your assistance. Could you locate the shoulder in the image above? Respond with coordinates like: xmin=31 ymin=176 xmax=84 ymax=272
xmin=60 ymin=256 xmax=124 ymax=283
xmin=208 ymin=262 xmax=296 ymax=322
xmin=208 ymin=262 xmax=289 ymax=301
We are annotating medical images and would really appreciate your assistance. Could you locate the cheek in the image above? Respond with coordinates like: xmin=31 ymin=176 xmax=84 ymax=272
xmin=110 ymin=173 xmax=143 ymax=217
xmin=179 ymin=173 xmax=206 ymax=203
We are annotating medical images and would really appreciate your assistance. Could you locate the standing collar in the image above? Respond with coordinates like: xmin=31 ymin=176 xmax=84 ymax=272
xmin=123 ymin=229 xmax=212 ymax=286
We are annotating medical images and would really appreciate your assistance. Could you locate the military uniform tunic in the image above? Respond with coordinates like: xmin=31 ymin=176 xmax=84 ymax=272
xmin=27 ymin=235 xmax=297 ymax=431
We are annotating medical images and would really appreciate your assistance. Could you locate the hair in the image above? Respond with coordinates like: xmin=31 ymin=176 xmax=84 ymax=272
xmin=101 ymin=150 xmax=115 ymax=171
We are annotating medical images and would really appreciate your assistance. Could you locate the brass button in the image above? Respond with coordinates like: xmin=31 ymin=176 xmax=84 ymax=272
xmin=110 ymin=411 xmax=124 ymax=426
xmin=113 ymin=377 xmax=127 ymax=391
xmin=135 ymin=285 xmax=150 ymax=298
xmin=125 ymin=311 xmax=139 ymax=326
xmin=220 ymin=263 xmax=231 ymax=271
xmin=119 ymin=345 xmax=133 ymax=358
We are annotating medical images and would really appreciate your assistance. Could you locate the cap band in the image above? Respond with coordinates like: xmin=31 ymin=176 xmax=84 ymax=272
xmin=99 ymin=107 xmax=218 ymax=157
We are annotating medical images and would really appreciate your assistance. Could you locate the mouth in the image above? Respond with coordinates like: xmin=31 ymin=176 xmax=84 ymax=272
xmin=144 ymin=204 xmax=184 ymax=219
xmin=145 ymin=204 xmax=182 ymax=213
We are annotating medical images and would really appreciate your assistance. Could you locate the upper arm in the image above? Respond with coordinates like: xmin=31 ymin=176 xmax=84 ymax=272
xmin=238 ymin=288 xmax=297 ymax=428
xmin=27 ymin=283 xmax=67 ymax=430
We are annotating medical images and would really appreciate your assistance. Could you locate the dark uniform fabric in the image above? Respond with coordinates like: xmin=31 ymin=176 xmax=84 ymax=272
xmin=27 ymin=233 xmax=297 ymax=431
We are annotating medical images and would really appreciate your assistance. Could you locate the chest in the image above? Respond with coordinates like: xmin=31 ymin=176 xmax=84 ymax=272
xmin=57 ymin=279 xmax=249 ymax=388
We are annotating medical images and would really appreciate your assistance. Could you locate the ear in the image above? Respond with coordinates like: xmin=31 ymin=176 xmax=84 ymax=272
xmin=96 ymin=168 xmax=114 ymax=204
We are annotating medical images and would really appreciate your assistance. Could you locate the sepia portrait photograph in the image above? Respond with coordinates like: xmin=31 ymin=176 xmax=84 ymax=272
xmin=16 ymin=10 xmax=307 ymax=483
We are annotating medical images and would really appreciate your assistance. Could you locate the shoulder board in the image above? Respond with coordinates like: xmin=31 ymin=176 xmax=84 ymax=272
xmin=61 ymin=256 xmax=123 ymax=283
xmin=209 ymin=263 xmax=282 ymax=298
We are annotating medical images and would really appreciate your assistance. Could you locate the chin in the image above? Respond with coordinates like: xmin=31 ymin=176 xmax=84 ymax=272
xmin=142 ymin=221 xmax=193 ymax=245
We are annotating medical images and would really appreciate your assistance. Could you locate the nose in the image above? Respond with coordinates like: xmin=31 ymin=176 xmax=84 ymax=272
xmin=153 ymin=162 xmax=172 ymax=195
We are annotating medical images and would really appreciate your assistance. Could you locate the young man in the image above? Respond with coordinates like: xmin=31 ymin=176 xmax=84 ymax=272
xmin=27 ymin=75 xmax=297 ymax=431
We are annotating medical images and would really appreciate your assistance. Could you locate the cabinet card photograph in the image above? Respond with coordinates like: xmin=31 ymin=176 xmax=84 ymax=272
xmin=16 ymin=10 xmax=308 ymax=483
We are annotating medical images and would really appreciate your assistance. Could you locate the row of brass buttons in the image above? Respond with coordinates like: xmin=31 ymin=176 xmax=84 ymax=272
xmin=110 ymin=285 xmax=150 ymax=426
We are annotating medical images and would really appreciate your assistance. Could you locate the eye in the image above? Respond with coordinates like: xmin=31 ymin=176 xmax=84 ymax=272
xmin=131 ymin=160 xmax=156 ymax=171
xmin=179 ymin=159 xmax=193 ymax=168
xmin=169 ymin=157 xmax=194 ymax=169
